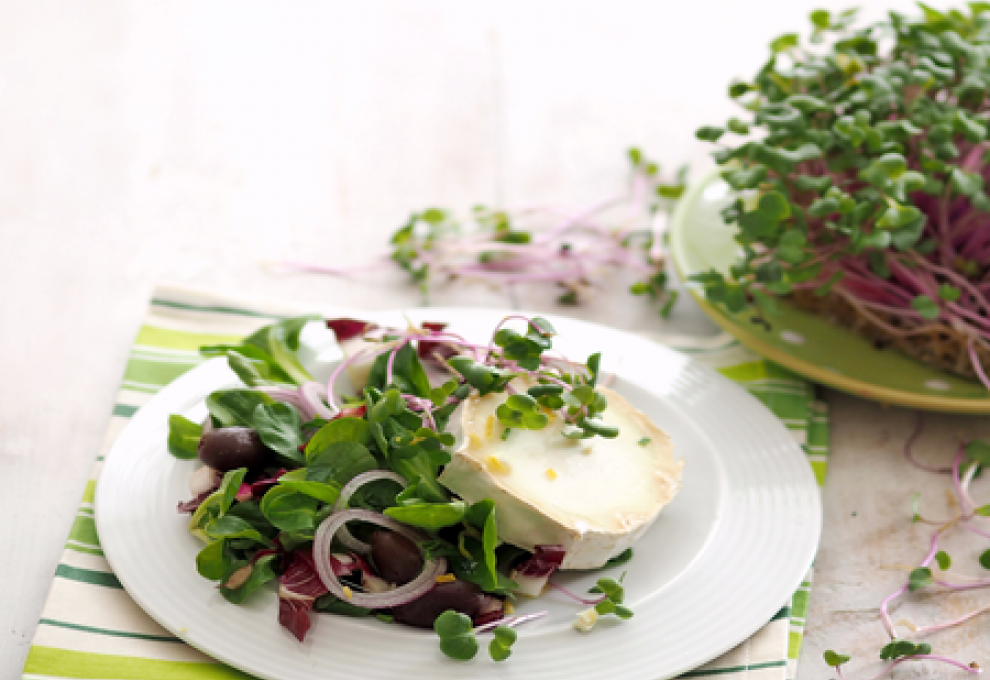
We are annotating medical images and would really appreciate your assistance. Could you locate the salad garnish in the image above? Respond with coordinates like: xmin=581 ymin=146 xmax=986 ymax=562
xmin=169 ymin=314 xmax=640 ymax=661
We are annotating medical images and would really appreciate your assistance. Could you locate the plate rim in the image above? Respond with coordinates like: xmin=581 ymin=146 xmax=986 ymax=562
xmin=670 ymin=169 xmax=990 ymax=414
xmin=95 ymin=307 xmax=822 ymax=680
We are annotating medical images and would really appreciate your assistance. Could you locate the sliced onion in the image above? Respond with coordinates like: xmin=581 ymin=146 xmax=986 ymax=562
xmin=255 ymin=386 xmax=312 ymax=420
xmin=312 ymin=509 xmax=447 ymax=608
xmin=299 ymin=381 xmax=335 ymax=420
xmin=332 ymin=471 xmax=409 ymax=552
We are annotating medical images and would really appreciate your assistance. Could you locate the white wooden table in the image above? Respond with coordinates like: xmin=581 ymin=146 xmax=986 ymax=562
xmin=3 ymin=2 xmax=989 ymax=678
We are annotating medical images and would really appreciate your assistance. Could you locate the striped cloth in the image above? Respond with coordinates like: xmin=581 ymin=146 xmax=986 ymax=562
xmin=22 ymin=285 xmax=828 ymax=680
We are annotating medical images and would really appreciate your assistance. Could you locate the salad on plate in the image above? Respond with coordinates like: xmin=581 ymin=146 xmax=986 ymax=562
xmin=167 ymin=314 xmax=683 ymax=661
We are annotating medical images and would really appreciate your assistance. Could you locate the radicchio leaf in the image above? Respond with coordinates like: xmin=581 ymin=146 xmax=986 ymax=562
xmin=235 ymin=484 xmax=253 ymax=503
xmin=278 ymin=596 xmax=315 ymax=643
xmin=472 ymin=594 xmax=505 ymax=626
xmin=326 ymin=319 xmax=376 ymax=343
xmin=245 ymin=468 xmax=289 ymax=499
xmin=418 ymin=322 xmax=458 ymax=364
xmin=177 ymin=490 xmax=215 ymax=514
xmin=277 ymin=549 xmax=329 ymax=641
xmin=276 ymin=549 xmax=372 ymax=641
xmin=508 ymin=545 xmax=566 ymax=597
xmin=514 ymin=545 xmax=566 ymax=577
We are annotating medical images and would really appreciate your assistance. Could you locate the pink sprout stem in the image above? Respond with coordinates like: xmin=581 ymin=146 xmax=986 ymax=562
xmin=933 ymin=579 xmax=990 ymax=592
xmin=473 ymin=611 xmax=548 ymax=634
xmin=880 ymin=533 xmax=940 ymax=638
xmin=835 ymin=655 xmax=981 ymax=680
xmin=549 ymin=581 xmax=606 ymax=606
xmin=962 ymin=522 xmax=990 ymax=539
xmin=326 ymin=344 xmax=395 ymax=408
xmin=969 ymin=338 xmax=990 ymax=391
xmin=879 ymin=584 xmax=909 ymax=639
xmin=910 ymin=604 xmax=990 ymax=636
xmin=903 ymin=413 xmax=951 ymax=474
xmin=952 ymin=445 xmax=975 ymax=515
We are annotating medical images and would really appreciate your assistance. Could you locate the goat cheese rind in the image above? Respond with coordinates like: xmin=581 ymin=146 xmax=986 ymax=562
xmin=438 ymin=386 xmax=682 ymax=569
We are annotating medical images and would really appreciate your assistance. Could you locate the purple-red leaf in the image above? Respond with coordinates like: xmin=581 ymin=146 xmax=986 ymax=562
xmin=176 ymin=490 xmax=214 ymax=514
xmin=514 ymin=545 xmax=566 ymax=577
xmin=278 ymin=597 xmax=314 ymax=642
xmin=281 ymin=549 xmax=330 ymax=600
xmin=418 ymin=322 xmax=458 ymax=364
xmin=277 ymin=549 xmax=330 ymax=641
xmin=326 ymin=318 xmax=376 ymax=342
xmin=251 ymin=470 xmax=288 ymax=497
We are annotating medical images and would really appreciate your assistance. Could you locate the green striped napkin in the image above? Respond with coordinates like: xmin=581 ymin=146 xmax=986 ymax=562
xmin=23 ymin=285 xmax=827 ymax=680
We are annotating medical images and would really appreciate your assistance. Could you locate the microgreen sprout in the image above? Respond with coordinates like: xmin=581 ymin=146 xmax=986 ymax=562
xmin=695 ymin=5 xmax=990 ymax=387
xmin=823 ymin=650 xmax=850 ymax=667
xmin=592 ymin=577 xmax=633 ymax=620
xmin=279 ymin=151 xmax=686 ymax=316
xmin=907 ymin=566 xmax=933 ymax=592
xmin=489 ymin=625 xmax=517 ymax=662
xmin=604 ymin=548 xmax=634 ymax=567
xmin=880 ymin=639 xmax=931 ymax=660
xmin=822 ymin=644 xmax=980 ymax=680
xmin=434 ymin=610 xmax=479 ymax=661
xmin=909 ymin=491 xmax=923 ymax=522
xmin=435 ymin=612 xmax=543 ymax=662
xmin=829 ymin=421 xmax=990 ymax=678
xmin=934 ymin=550 xmax=952 ymax=570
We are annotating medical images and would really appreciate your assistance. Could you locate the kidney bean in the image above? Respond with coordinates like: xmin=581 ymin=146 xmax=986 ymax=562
xmin=197 ymin=427 xmax=274 ymax=471
xmin=392 ymin=580 xmax=483 ymax=629
xmin=370 ymin=530 xmax=424 ymax=585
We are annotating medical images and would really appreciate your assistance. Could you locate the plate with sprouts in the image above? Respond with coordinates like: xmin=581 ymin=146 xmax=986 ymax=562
xmin=671 ymin=172 xmax=990 ymax=414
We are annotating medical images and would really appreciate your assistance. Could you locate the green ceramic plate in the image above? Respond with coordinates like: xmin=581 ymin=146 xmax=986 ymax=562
xmin=669 ymin=170 xmax=990 ymax=413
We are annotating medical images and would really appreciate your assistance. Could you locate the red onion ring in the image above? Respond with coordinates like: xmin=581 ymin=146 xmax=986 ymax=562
xmin=332 ymin=471 xmax=408 ymax=552
xmin=254 ymin=386 xmax=313 ymax=420
xmin=299 ymin=381 xmax=336 ymax=420
xmin=312 ymin=509 xmax=446 ymax=608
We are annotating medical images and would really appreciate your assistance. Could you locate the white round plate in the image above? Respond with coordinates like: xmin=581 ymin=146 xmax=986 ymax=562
xmin=96 ymin=308 xmax=821 ymax=680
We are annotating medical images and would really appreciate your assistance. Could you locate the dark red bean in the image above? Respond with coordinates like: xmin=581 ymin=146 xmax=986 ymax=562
xmin=198 ymin=427 xmax=274 ymax=471
xmin=392 ymin=580 xmax=483 ymax=629
xmin=370 ymin=531 xmax=424 ymax=585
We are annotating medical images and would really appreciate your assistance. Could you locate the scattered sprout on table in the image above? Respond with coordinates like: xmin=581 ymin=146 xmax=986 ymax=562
xmin=277 ymin=151 xmax=686 ymax=317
